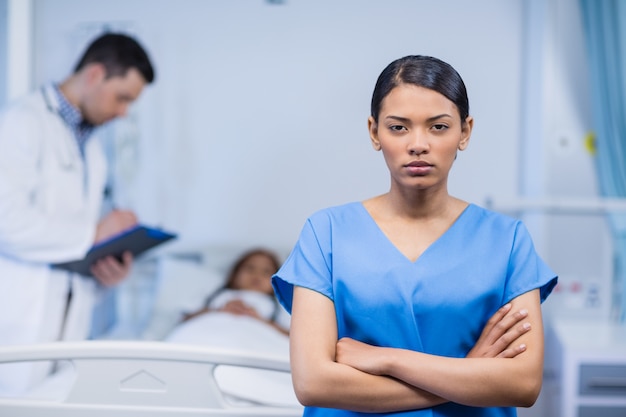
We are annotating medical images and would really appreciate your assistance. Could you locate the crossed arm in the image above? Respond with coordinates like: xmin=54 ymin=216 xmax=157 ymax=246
xmin=289 ymin=286 xmax=544 ymax=413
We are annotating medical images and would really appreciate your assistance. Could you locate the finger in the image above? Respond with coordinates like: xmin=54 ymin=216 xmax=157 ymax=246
xmin=111 ymin=210 xmax=137 ymax=230
xmin=468 ymin=306 xmax=531 ymax=359
xmin=486 ymin=303 xmax=512 ymax=329
xmin=122 ymin=212 xmax=138 ymax=228
xmin=121 ymin=251 xmax=134 ymax=266
xmin=91 ymin=264 xmax=115 ymax=286
xmin=509 ymin=308 xmax=529 ymax=322
xmin=480 ymin=304 xmax=512 ymax=340
xmin=91 ymin=257 xmax=128 ymax=286
xmin=496 ymin=321 xmax=532 ymax=351
xmin=488 ymin=308 xmax=529 ymax=344
xmin=123 ymin=211 xmax=138 ymax=224
xmin=496 ymin=343 xmax=527 ymax=359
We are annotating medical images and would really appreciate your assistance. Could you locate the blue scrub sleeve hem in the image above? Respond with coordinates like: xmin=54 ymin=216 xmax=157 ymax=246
xmin=272 ymin=274 xmax=294 ymax=314
xmin=539 ymin=276 xmax=558 ymax=303
xmin=502 ymin=275 xmax=558 ymax=306
xmin=272 ymin=274 xmax=335 ymax=316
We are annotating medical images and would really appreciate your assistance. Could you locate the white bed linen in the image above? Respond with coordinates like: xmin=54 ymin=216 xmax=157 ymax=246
xmin=165 ymin=311 xmax=297 ymax=407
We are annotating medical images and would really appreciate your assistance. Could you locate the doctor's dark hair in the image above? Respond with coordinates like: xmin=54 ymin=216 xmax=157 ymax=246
xmin=370 ymin=55 xmax=469 ymax=123
xmin=73 ymin=33 xmax=155 ymax=84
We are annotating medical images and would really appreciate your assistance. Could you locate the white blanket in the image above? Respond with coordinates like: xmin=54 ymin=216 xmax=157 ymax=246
xmin=165 ymin=311 xmax=298 ymax=407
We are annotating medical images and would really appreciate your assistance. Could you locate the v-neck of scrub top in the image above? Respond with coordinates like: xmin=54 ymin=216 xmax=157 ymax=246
xmin=356 ymin=201 xmax=473 ymax=265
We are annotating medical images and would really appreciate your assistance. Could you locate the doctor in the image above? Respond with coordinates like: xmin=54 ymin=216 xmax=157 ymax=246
xmin=0 ymin=32 xmax=155 ymax=395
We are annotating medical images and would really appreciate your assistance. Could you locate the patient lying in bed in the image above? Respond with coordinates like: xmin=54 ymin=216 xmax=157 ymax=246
xmin=163 ymin=248 xmax=296 ymax=407
xmin=167 ymin=247 xmax=290 ymax=342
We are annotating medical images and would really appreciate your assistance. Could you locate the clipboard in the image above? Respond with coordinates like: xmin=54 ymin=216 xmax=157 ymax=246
xmin=52 ymin=225 xmax=177 ymax=277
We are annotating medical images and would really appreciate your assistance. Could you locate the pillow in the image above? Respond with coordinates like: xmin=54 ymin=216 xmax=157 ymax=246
xmin=141 ymin=256 xmax=224 ymax=340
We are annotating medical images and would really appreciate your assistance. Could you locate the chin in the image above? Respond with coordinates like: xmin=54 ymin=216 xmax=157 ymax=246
xmin=86 ymin=115 xmax=109 ymax=126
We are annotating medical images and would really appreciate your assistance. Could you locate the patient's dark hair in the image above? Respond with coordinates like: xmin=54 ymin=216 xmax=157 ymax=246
xmin=224 ymin=248 xmax=281 ymax=292
xmin=74 ymin=32 xmax=155 ymax=83
xmin=370 ymin=55 xmax=469 ymax=123
xmin=202 ymin=248 xmax=282 ymax=321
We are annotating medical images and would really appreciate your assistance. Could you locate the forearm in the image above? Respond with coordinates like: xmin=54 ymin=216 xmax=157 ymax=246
xmin=383 ymin=292 xmax=545 ymax=407
xmin=289 ymin=287 xmax=445 ymax=411
xmin=292 ymin=357 xmax=446 ymax=412
xmin=334 ymin=291 xmax=545 ymax=408
xmin=384 ymin=350 xmax=542 ymax=407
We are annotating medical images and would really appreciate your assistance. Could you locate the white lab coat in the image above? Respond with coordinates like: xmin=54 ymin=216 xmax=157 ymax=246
xmin=0 ymin=84 xmax=107 ymax=395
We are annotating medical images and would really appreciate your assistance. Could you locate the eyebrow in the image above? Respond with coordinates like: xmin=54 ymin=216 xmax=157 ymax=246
xmin=385 ymin=115 xmax=410 ymax=123
xmin=384 ymin=113 xmax=453 ymax=123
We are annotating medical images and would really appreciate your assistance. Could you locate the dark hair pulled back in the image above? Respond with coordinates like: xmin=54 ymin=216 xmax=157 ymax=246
xmin=370 ymin=55 xmax=469 ymax=123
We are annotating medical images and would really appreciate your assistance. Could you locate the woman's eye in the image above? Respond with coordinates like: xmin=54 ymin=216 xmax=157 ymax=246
xmin=432 ymin=124 xmax=448 ymax=131
xmin=389 ymin=125 xmax=406 ymax=132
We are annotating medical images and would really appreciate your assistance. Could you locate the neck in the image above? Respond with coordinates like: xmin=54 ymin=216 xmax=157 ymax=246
xmin=385 ymin=183 xmax=454 ymax=220
xmin=58 ymin=75 xmax=82 ymax=111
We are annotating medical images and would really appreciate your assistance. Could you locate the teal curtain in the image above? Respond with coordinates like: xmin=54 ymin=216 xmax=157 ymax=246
xmin=579 ymin=0 xmax=626 ymax=322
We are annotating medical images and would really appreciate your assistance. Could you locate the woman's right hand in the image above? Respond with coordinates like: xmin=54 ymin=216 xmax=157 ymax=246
xmin=466 ymin=303 xmax=531 ymax=359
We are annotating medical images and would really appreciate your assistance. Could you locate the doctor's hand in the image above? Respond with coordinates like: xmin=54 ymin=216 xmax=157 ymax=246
xmin=94 ymin=209 xmax=138 ymax=244
xmin=91 ymin=251 xmax=133 ymax=287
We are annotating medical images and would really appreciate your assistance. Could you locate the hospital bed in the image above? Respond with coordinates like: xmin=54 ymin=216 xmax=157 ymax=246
xmin=0 ymin=245 xmax=302 ymax=416
xmin=0 ymin=339 xmax=303 ymax=416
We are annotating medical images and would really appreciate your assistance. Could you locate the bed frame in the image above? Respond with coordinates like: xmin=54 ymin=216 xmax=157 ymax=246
xmin=0 ymin=340 xmax=302 ymax=416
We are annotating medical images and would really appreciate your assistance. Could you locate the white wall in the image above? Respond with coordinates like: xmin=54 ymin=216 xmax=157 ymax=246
xmin=4 ymin=0 xmax=33 ymax=102
xmin=31 ymin=0 xmax=526 ymax=251
xmin=0 ymin=0 xmax=5 ymax=106
xmin=26 ymin=0 xmax=612 ymax=312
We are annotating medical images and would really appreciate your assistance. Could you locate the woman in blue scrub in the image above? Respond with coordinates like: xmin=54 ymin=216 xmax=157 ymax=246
xmin=272 ymin=55 xmax=557 ymax=417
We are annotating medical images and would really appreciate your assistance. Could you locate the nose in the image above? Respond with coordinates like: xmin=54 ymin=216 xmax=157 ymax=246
xmin=408 ymin=131 xmax=429 ymax=155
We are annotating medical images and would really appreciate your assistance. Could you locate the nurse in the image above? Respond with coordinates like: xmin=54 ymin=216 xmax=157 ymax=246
xmin=0 ymin=32 xmax=155 ymax=395
xmin=273 ymin=55 xmax=558 ymax=416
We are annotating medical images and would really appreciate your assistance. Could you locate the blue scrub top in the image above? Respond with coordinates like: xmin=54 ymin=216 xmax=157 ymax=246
xmin=273 ymin=202 xmax=558 ymax=417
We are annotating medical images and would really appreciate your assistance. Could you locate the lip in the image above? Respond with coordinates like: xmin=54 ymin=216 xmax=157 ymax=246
xmin=404 ymin=160 xmax=433 ymax=175
xmin=405 ymin=161 xmax=431 ymax=167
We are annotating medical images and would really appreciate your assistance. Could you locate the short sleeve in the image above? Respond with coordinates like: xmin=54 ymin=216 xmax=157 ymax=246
xmin=272 ymin=216 xmax=333 ymax=314
xmin=504 ymin=221 xmax=558 ymax=304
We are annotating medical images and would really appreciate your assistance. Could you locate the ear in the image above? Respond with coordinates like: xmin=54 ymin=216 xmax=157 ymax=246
xmin=83 ymin=63 xmax=107 ymax=85
xmin=458 ymin=115 xmax=473 ymax=151
xmin=368 ymin=116 xmax=381 ymax=151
